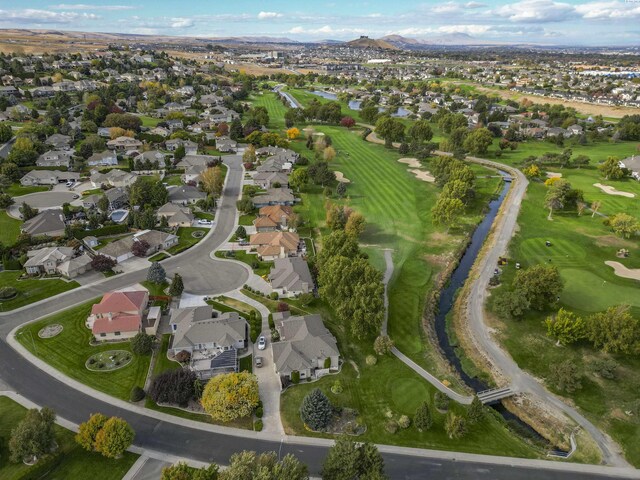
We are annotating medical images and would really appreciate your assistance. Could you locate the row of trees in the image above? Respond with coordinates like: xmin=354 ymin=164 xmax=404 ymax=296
xmin=161 ymin=436 xmax=388 ymax=480
xmin=429 ymin=156 xmax=476 ymax=229
xmin=317 ymin=231 xmax=384 ymax=339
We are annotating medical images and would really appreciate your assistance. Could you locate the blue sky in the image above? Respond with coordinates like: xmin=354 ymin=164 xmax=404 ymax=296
xmin=0 ymin=0 xmax=639 ymax=45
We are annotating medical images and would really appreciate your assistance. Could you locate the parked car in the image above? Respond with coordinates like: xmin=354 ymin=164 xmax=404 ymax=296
xmin=72 ymin=194 xmax=80 ymax=199
xmin=66 ymin=181 xmax=74 ymax=187
xmin=257 ymin=336 xmax=266 ymax=350
xmin=255 ymin=356 xmax=263 ymax=368
xmin=197 ymin=219 xmax=212 ymax=225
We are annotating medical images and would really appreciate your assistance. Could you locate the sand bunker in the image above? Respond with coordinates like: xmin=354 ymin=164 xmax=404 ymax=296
xmin=409 ymin=169 xmax=435 ymax=183
xmin=546 ymin=172 xmax=563 ymax=179
xmin=605 ymin=261 xmax=640 ymax=281
xmin=334 ymin=171 xmax=351 ymax=184
xmin=398 ymin=158 xmax=422 ymax=168
xmin=593 ymin=183 xmax=635 ymax=198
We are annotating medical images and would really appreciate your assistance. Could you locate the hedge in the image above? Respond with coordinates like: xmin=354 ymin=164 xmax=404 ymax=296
xmin=74 ymin=224 xmax=129 ymax=239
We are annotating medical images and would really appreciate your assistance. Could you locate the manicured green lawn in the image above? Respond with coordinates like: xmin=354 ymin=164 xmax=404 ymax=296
xmin=166 ymin=227 xmax=208 ymax=255
xmin=250 ymin=92 xmax=289 ymax=131
xmin=152 ymin=334 xmax=181 ymax=376
xmin=215 ymin=250 xmax=273 ymax=277
xmin=0 ymin=396 xmax=138 ymax=480
xmin=0 ymin=271 xmax=79 ymax=311
xmin=194 ymin=211 xmax=214 ymax=220
xmin=0 ymin=211 xmax=21 ymax=245
xmin=5 ymin=183 xmax=49 ymax=196
xmin=164 ymin=174 xmax=183 ymax=186
xmin=239 ymin=214 xmax=256 ymax=226
xmin=148 ymin=252 xmax=170 ymax=262
xmin=16 ymin=301 xmax=151 ymax=401
xmin=139 ymin=115 xmax=160 ymax=127
xmin=141 ymin=280 xmax=169 ymax=296
xmin=487 ymin=162 xmax=640 ymax=466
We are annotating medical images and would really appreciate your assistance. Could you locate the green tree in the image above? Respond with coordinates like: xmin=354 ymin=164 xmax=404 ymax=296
xmin=236 ymin=196 xmax=254 ymax=214
xmin=321 ymin=437 xmax=386 ymax=480
xmin=168 ymin=273 xmax=185 ymax=297
xmin=300 ymin=388 xmax=333 ymax=431
xmin=0 ymin=122 xmax=12 ymax=142
xmin=174 ymin=144 xmax=186 ymax=161
xmin=0 ymin=161 xmax=20 ymax=182
xmin=431 ymin=196 xmax=464 ymax=229
xmin=444 ymin=412 xmax=467 ymax=439
xmin=94 ymin=417 xmax=135 ymax=458
xmin=147 ymin=261 xmax=166 ymax=284
xmin=221 ymin=451 xmax=307 ymax=480
xmin=408 ymin=120 xmax=433 ymax=144
xmin=545 ymin=308 xmax=586 ymax=345
xmin=467 ymin=396 xmax=484 ymax=424
xmin=162 ymin=462 xmax=219 ymax=480
xmin=373 ymin=335 xmax=394 ymax=355
xmin=201 ymin=372 xmax=259 ymax=421
xmin=19 ymin=202 xmax=39 ymax=221
xmin=462 ymin=128 xmax=493 ymax=155
xmin=0 ymin=193 xmax=14 ymax=208
xmin=414 ymin=401 xmax=433 ymax=431
xmin=598 ymin=156 xmax=626 ymax=180
xmin=609 ymin=213 xmax=639 ymax=239
xmin=344 ymin=211 xmax=366 ymax=238
xmin=289 ymin=167 xmax=309 ymax=192
xmin=375 ymin=116 xmax=405 ymax=143
xmin=76 ymin=413 xmax=108 ymax=451
xmin=512 ymin=264 xmax=563 ymax=311
xmin=9 ymin=407 xmax=56 ymax=463
xmin=130 ymin=332 xmax=155 ymax=355
xmin=97 ymin=195 xmax=110 ymax=213
xmin=235 ymin=226 xmax=247 ymax=238
xmin=548 ymin=360 xmax=582 ymax=393
xmin=586 ymin=305 xmax=640 ymax=354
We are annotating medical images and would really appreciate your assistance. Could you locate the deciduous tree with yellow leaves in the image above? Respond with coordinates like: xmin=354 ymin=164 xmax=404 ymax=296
xmin=201 ymin=372 xmax=259 ymax=422
xmin=286 ymin=127 xmax=300 ymax=139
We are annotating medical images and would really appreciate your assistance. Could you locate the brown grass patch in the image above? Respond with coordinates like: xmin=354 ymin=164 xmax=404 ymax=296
xmin=594 ymin=235 xmax=636 ymax=249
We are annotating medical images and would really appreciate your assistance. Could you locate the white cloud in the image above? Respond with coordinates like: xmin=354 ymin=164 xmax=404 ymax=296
xmin=257 ymin=11 xmax=282 ymax=19
xmin=391 ymin=24 xmax=492 ymax=36
xmin=575 ymin=1 xmax=640 ymax=19
xmin=49 ymin=3 xmax=136 ymax=10
xmin=464 ymin=1 xmax=486 ymax=8
xmin=495 ymin=0 xmax=575 ymax=22
xmin=170 ymin=17 xmax=194 ymax=28
xmin=0 ymin=8 xmax=99 ymax=24
xmin=287 ymin=25 xmax=366 ymax=36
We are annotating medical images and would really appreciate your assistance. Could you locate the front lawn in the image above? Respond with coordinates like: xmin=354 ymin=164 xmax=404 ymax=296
xmin=163 ymin=174 xmax=183 ymax=186
xmin=141 ymin=280 xmax=169 ymax=297
xmin=166 ymin=227 xmax=208 ymax=255
xmin=0 ymin=211 xmax=21 ymax=245
xmin=16 ymin=301 xmax=151 ymax=401
xmin=148 ymin=252 xmax=170 ymax=262
xmin=5 ymin=183 xmax=49 ymax=196
xmin=215 ymin=250 xmax=273 ymax=277
xmin=0 ymin=271 xmax=79 ymax=311
xmin=239 ymin=214 xmax=256 ymax=226
xmin=0 ymin=396 xmax=138 ymax=480
xmin=152 ymin=334 xmax=181 ymax=376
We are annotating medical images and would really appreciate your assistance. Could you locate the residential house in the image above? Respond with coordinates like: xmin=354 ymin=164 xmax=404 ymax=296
xmin=44 ymin=133 xmax=72 ymax=150
xmin=249 ymin=231 xmax=300 ymax=260
xmin=36 ymin=150 xmax=73 ymax=168
xmin=181 ymin=164 xmax=207 ymax=184
xmin=21 ymin=209 xmax=66 ymax=237
xmin=251 ymin=188 xmax=296 ymax=208
xmin=87 ymin=150 xmax=118 ymax=167
xmin=620 ymin=156 xmax=640 ymax=181
xmin=149 ymin=126 xmax=170 ymax=137
xmin=256 ymin=156 xmax=292 ymax=174
xmin=99 ymin=230 xmax=178 ymax=263
xmin=90 ymin=169 xmax=136 ymax=188
xmin=257 ymin=205 xmax=294 ymax=230
xmin=20 ymin=170 xmax=79 ymax=186
xmin=268 ymin=257 xmax=314 ymax=297
xmin=169 ymin=306 xmax=249 ymax=378
xmin=253 ymin=171 xmax=289 ymax=190
xmin=104 ymin=187 xmax=128 ymax=210
xmin=271 ymin=312 xmax=339 ymax=382
xmin=168 ymin=185 xmax=206 ymax=205
xmin=216 ymin=136 xmax=237 ymax=153
xmin=157 ymin=202 xmax=195 ymax=227
xmin=134 ymin=150 xmax=166 ymax=167
xmin=86 ymin=288 xmax=149 ymax=340
xmin=166 ymin=119 xmax=184 ymax=131
xmin=24 ymin=246 xmax=77 ymax=275
xmin=107 ymin=136 xmax=143 ymax=151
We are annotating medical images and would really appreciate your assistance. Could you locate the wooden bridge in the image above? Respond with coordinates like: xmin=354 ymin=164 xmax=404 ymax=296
xmin=477 ymin=386 xmax=516 ymax=404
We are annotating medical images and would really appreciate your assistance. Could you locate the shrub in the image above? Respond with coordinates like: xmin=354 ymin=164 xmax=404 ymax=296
xmin=268 ymin=314 xmax=275 ymax=329
xmin=91 ymin=254 xmax=117 ymax=272
xmin=269 ymin=292 xmax=279 ymax=300
xmin=373 ymin=335 xmax=394 ymax=356
xmin=434 ymin=391 xmax=449 ymax=411
xmin=300 ymin=388 xmax=333 ymax=431
xmin=276 ymin=302 xmax=289 ymax=312
xmin=414 ymin=401 xmax=433 ymax=430
xmin=385 ymin=420 xmax=399 ymax=434
xmin=398 ymin=415 xmax=411 ymax=429
xmin=331 ymin=380 xmax=343 ymax=394
xmin=549 ymin=360 xmax=582 ymax=393
xmin=255 ymin=406 xmax=264 ymax=418
xmin=201 ymin=372 xmax=260 ymax=422
xmin=130 ymin=386 xmax=146 ymax=402
xmin=130 ymin=333 xmax=155 ymax=356
xmin=253 ymin=420 xmax=263 ymax=432
xmin=445 ymin=412 xmax=467 ymax=439
xmin=365 ymin=355 xmax=377 ymax=366
xmin=291 ymin=370 xmax=300 ymax=384
xmin=0 ymin=286 xmax=17 ymax=299
xmin=591 ymin=359 xmax=617 ymax=380
xmin=174 ymin=350 xmax=191 ymax=363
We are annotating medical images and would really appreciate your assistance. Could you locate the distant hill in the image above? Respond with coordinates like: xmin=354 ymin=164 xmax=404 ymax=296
xmin=381 ymin=33 xmax=507 ymax=47
xmin=346 ymin=36 xmax=399 ymax=50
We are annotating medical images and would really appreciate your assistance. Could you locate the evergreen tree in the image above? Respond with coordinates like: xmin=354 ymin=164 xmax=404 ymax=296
xmin=467 ymin=395 xmax=484 ymax=424
xmin=168 ymin=273 xmax=184 ymax=297
xmin=414 ymin=401 xmax=433 ymax=430
xmin=147 ymin=261 xmax=166 ymax=284
xmin=300 ymin=388 xmax=333 ymax=431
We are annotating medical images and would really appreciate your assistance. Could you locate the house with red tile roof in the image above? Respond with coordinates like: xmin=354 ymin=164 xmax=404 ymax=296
xmin=86 ymin=288 xmax=149 ymax=340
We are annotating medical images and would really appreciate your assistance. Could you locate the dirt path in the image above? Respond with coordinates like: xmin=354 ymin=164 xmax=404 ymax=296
xmin=605 ymin=261 xmax=640 ymax=280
